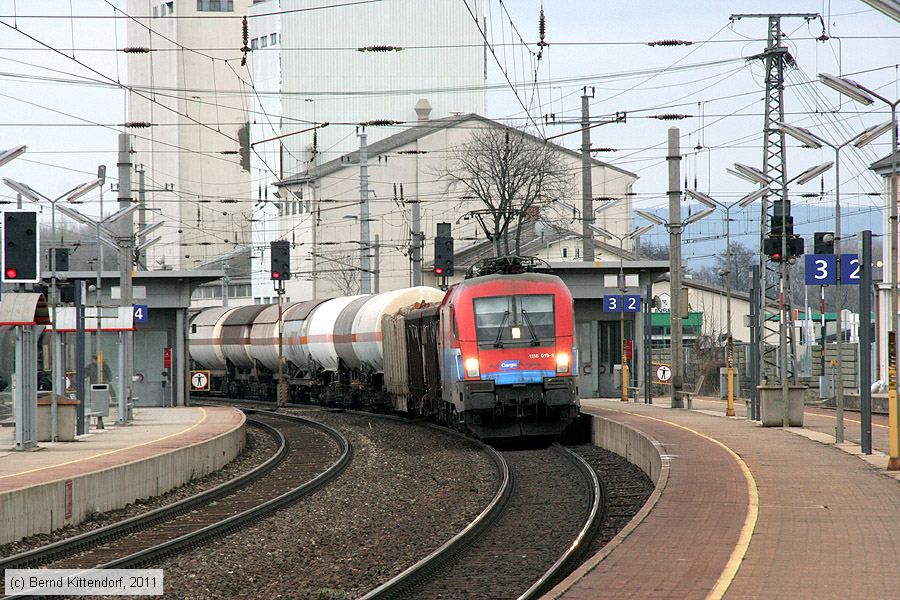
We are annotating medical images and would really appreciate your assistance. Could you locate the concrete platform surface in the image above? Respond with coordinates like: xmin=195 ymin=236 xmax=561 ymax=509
xmin=0 ymin=406 xmax=245 ymax=544
xmin=549 ymin=399 xmax=900 ymax=600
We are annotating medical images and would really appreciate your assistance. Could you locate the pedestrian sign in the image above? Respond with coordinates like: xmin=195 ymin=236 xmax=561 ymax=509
xmin=190 ymin=370 xmax=210 ymax=392
xmin=655 ymin=364 xmax=672 ymax=383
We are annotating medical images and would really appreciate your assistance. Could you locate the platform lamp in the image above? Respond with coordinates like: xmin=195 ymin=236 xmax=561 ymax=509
xmin=685 ymin=186 xmax=770 ymax=417
xmin=591 ymin=223 xmax=655 ymax=403
xmin=3 ymin=173 xmax=105 ymax=441
xmin=777 ymin=119 xmax=892 ymax=442
xmin=817 ymin=72 xmax=900 ymax=469
xmin=0 ymin=145 xmax=26 ymax=169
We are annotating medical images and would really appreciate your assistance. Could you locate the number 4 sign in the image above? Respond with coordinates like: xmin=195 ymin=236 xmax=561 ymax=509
xmin=133 ymin=304 xmax=149 ymax=323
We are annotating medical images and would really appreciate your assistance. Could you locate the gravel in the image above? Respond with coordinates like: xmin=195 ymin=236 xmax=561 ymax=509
xmin=567 ymin=443 xmax=655 ymax=556
xmin=0 ymin=423 xmax=276 ymax=558
xmin=155 ymin=409 xmax=498 ymax=600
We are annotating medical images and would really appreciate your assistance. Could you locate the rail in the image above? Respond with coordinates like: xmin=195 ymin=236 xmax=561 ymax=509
xmin=1 ymin=410 xmax=352 ymax=599
xmin=517 ymin=445 xmax=606 ymax=600
xmin=358 ymin=426 xmax=511 ymax=600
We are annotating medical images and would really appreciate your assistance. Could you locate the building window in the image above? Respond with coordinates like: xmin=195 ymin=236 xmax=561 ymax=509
xmin=270 ymin=33 xmax=278 ymax=45
xmin=197 ymin=0 xmax=234 ymax=12
xmin=260 ymin=36 xmax=269 ymax=48
xmin=562 ymin=247 xmax=568 ymax=258
xmin=251 ymin=38 xmax=258 ymax=50
xmin=165 ymin=1 xmax=174 ymax=14
xmin=152 ymin=5 xmax=159 ymax=17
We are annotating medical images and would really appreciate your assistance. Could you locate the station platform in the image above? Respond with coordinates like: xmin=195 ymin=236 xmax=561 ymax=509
xmin=0 ymin=406 xmax=245 ymax=545
xmin=546 ymin=398 xmax=900 ymax=600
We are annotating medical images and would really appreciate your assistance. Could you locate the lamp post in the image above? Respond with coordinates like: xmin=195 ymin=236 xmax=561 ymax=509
xmin=592 ymin=223 xmax=654 ymax=402
xmin=686 ymin=187 xmax=770 ymax=417
xmin=818 ymin=72 xmax=899 ymax=468
xmin=3 ymin=174 xmax=104 ymax=441
xmin=778 ymin=120 xmax=892 ymax=442
xmin=728 ymin=160 xmax=833 ymax=427
xmin=636 ymin=201 xmax=715 ymax=409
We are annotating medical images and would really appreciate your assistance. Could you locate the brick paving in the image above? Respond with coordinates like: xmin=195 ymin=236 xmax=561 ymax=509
xmin=559 ymin=400 xmax=900 ymax=600
xmin=0 ymin=406 xmax=244 ymax=493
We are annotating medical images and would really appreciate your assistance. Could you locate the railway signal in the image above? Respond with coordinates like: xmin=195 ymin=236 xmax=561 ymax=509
xmin=2 ymin=210 xmax=40 ymax=283
xmin=270 ymin=240 xmax=291 ymax=281
xmin=434 ymin=222 xmax=454 ymax=276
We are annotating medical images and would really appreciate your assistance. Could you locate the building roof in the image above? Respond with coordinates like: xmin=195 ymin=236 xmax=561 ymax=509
xmin=871 ymin=149 xmax=900 ymax=173
xmin=439 ymin=217 xmax=633 ymax=269
xmin=658 ymin=273 xmax=752 ymax=303
xmin=276 ymin=113 xmax=638 ymax=186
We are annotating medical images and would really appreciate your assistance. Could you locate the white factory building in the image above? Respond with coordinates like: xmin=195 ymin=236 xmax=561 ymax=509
xmin=247 ymin=0 xmax=487 ymax=302
xmin=126 ymin=0 xmax=255 ymax=272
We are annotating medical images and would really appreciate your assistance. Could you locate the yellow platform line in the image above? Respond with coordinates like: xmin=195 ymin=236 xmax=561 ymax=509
xmin=0 ymin=408 xmax=209 ymax=481
xmin=628 ymin=411 xmax=759 ymax=600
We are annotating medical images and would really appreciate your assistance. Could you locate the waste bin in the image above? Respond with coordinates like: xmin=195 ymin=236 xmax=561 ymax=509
xmin=90 ymin=384 xmax=111 ymax=418
xmin=758 ymin=384 xmax=806 ymax=427
xmin=37 ymin=393 xmax=80 ymax=441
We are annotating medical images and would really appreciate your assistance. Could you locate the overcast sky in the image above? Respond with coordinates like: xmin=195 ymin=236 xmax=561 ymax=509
xmin=0 ymin=0 xmax=897 ymax=260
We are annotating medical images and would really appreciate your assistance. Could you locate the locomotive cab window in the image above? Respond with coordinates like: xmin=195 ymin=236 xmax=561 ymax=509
xmin=473 ymin=294 xmax=555 ymax=347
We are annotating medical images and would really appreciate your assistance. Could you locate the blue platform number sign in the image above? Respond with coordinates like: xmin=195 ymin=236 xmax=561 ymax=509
xmin=840 ymin=254 xmax=861 ymax=285
xmin=805 ymin=254 xmax=837 ymax=286
xmin=603 ymin=295 xmax=622 ymax=312
xmin=133 ymin=304 xmax=149 ymax=323
xmin=623 ymin=294 xmax=642 ymax=313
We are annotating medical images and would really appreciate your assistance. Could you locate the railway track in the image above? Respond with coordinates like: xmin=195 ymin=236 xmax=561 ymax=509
xmin=0 ymin=409 xmax=351 ymax=599
xmin=362 ymin=442 xmax=604 ymax=600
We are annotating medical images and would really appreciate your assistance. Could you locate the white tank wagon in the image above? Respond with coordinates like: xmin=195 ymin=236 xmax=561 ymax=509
xmin=303 ymin=295 xmax=369 ymax=371
xmin=189 ymin=307 xmax=239 ymax=370
xmin=281 ymin=299 xmax=330 ymax=370
xmin=349 ymin=287 xmax=444 ymax=372
xmin=219 ymin=305 xmax=269 ymax=370
xmin=247 ymin=303 xmax=296 ymax=372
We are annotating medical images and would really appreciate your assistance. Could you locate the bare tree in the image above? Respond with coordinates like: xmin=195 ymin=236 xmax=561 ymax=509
xmin=438 ymin=125 xmax=573 ymax=257
xmin=315 ymin=250 xmax=360 ymax=296
xmin=692 ymin=242 xmax=756 ymax=293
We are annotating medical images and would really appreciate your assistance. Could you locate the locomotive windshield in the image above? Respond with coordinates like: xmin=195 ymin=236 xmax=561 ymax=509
xmin=473 ymin=294 xmax=555 ymax=347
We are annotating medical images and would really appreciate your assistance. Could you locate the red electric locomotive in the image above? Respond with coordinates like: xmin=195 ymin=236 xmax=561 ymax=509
xmin=436 ymin=269 xmax=578 ymax=438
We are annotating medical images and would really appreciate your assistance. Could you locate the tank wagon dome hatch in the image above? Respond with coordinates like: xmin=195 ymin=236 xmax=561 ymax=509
xmin=349 ymin=286 xmax=445 ymax=372
xmin=220 ymin=304 xmax=269 ymax=370
xmin=189 ymin=306 xmax=240 ymax=370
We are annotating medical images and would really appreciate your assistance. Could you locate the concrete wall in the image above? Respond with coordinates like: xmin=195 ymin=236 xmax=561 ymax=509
xmin=544 ymin=412 xmax=668 ymax=600
xmin=590 ymin=413 xmax=664 ymax=485
xmin=0 ymin=414 xmax=245 ymax=545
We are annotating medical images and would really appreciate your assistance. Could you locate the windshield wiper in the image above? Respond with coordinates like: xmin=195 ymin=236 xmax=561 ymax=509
xmin=519 ymin=308 xmax=541 ymax=346
xmin=494 ymin=310 xmax=510 ymax=348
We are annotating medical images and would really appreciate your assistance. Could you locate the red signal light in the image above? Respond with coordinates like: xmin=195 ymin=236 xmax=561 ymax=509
xmin=771 ymin=253 xmax=782 ymax=262
xmin=5 ymin=267 xmax=17 ymax=279
xmin=435 ymin=267 xmax=444 ymax=275
xmin=272 ymin=271 xmax=281 ymax=279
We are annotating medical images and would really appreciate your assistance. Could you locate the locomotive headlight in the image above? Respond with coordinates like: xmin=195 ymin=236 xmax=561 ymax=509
xmin=465 ymin=357 xmax=480 ymax=378
xmin=556 ymin=352 xmax=570 ymax=374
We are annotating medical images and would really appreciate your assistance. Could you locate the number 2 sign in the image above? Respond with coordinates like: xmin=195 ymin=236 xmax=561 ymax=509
xmin=839 ymin=254 xmax=861 ymax=284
